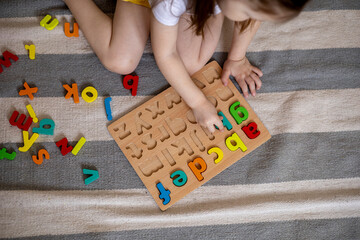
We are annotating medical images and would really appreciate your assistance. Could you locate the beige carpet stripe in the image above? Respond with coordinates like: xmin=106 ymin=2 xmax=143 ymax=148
xmin=1 ymin=177 xmax=359 ymax=238
xmin=0 ymin=10 xmax=359 ymax=55
xmin=0 ymin=88 xmax=359 ymax=143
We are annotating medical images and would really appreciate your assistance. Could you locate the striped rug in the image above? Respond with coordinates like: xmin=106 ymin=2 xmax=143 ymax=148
xmin=0 ymin=0 xmax=359 ymax=239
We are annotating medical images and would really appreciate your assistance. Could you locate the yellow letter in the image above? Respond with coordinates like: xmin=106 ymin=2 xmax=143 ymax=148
xmin=19 ymin=131 xmax=39 ymax=152
xmin=225 ymin=133 xmax=247 ymax=152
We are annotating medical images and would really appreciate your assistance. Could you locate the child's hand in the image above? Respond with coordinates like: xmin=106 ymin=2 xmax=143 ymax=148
xmin=221 ymin=57 xmax=263 ymax=98
xmin=192 ymin=98 xmax=224 ymax=133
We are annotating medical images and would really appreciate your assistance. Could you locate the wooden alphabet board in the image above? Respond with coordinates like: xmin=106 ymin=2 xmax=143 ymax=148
xmin=108 ymin=61 xmax=271 ymax=210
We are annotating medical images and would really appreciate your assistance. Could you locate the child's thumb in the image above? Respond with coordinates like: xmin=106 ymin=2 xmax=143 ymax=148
xmin=221 ymin=69 xmax=230 ymax=86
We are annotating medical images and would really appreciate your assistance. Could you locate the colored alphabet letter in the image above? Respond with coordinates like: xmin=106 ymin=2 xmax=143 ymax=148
xmin=0 ymin=148 xmax=16 ymax=160
xmin=156 ymin=182 xmax=171 ymax=205
xmin=218 ymin=111 xmax=233 ymax=130
xmin=225 ymin=133 xmax=247 ymax=152
xmin=83 ymin=169 xmax=99 ymax=185
xmin=56 ymin=138 xmax=73 ymax=156
xmin=123 ymin=75 xmax=139 ymax=96
xmin=19 ymin=82 xmax=38 ymax=100
xmin=40 ymin=15 xmax=59 ymax=30
xmin=208 ymin=147 xmax=224 ymax=164
xmin=229 ymin=101 xmax=248 ymax=124
xmin=188 ymin=157 xmax=207 ymax=181
xmin=170 ymin=170 xmax=188 ymax=187
xmin=104 ymin=97 xmax=112 ymax=121
xmin=63 ymin=83 xmax=79 ymax=103
xmin=9 ymin=111 xmax=33 ymax=131
xmin=26 ymin=104 xmax=38 ymax=123
xmin=72 ymin=137 xmax=86 ymax=156
xmin=242 ymin=122 xmax=260 ymax=139
xmin=0 ymin=50 xmax=18 ymax=74
xmin=64 ymin=22 xmax=79 ymax=37
xmin=24 ymin=44 xmax=36 ymax=60
xmin=81 ymin=86 xmax=98 ymax=103
xmin=19 ymin=131 xmax=39 ymax=152
xmin=33 ymin=118 xmax=55 ymax=135
xmin=32 ymin=149 xmax=50 ymax=165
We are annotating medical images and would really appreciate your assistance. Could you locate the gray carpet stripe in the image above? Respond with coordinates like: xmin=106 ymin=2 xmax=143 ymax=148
xmin=8 ymin=217 xmax=360 ymax=240
xmin=0 ymin=48 xmax=359 ymax=98
xmin=1 ymin=131 xmax=359 ymax=190
xmin=0 ymin=0 xmax=359 ymax=18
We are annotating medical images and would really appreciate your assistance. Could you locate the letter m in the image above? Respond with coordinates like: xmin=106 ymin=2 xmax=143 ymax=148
xmin=0 ymin=51 xmax=19 ymax=73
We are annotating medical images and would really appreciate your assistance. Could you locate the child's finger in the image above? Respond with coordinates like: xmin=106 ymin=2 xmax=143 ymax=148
xmin=208 ymin=123 xmax=216 ymax=133
xmin=250 ymin=73 xmax=262 ymax=90
xmin=238 ymin=79 xmax=249 ymax=98
xmin=245 ymin=77 xmax=256 ymax=97
xmin=215 ymin=118 xmax=224 ymax=132
xmin=252 ymin=66 xmax=263 ymax=77
xmin=221 ymin=69 xmax=230 ymax=86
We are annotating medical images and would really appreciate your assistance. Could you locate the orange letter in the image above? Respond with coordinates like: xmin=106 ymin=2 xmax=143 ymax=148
xmin=63 ymin=83 xmax=79 ymax=103
xmin=188 ymin=157 xmax=207 ymax=181
xmin=32 ymin=149 xmax=50 ymax=165
xmin=64 ymin=22 xmax=79 ymax=37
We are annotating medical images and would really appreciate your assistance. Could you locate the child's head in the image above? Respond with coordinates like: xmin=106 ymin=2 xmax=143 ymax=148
xmin=190 ymin=0 xmax=310 ymax=36
xmin=217 ymin=0 xmax=310 ymax=22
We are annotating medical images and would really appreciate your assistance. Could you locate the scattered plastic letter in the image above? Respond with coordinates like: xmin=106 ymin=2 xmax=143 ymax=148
xmin=26 ymin=104 xmax=38 ymax=123
xmin=83 ymin=169 xmax=99 ymax=185
xmin=104 ymin=97 xmax=113 ymax=121
xmin=40 ymin=15 xmax=59 ymax=30
xmin=63 ymin=83 xmax=79 ymax=103
xmin=56 ymin=138 xmax=73 ymax=156
xmin=0 ymin=148 xmax=16 ymax=160
xmin=9 ymin=110 xmax=33 ymax=131
xmin=64 ymin=22 xmax=79 ymax=37
xmin=0 ymin=50 xmax=19 ymax=74
xmin=32 ymin=118 xmax=55 ymax=135
xmin=123 ymin=75 xmax=139 ymax=96
xmin=72 ymin=137 xmax=86 ymax=156
xmin=81 ymin=86 xmax=98 ymax=103
xmin=32 ymin=149 xmax=50 ymax=165
xmin=18 ymin=131 xmax=39 ymax=152
xmin=19 ymin=82 xmax=38 ymax=100
xmin=24 ymin=44 xmax=36 ymax=60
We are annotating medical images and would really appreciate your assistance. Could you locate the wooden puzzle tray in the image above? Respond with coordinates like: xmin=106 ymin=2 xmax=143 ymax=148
xmin=108 ymin=61 xmax=271 ymax=210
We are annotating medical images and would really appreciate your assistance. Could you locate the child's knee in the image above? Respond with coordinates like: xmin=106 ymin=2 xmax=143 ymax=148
xmin=101 ymin=54 xmax=138 ymax=75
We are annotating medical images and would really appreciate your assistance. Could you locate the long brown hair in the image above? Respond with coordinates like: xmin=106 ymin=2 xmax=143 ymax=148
xmin=187 ymin=0 xmax=310 ymax=36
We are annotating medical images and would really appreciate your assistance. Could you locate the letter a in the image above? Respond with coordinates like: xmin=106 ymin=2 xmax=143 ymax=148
xmin=242 ymin=122 xmax=260 ymax=139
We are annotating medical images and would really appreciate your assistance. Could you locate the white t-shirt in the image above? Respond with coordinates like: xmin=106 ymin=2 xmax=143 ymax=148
xmin=150 ymin=0 xmax=222 ymax=26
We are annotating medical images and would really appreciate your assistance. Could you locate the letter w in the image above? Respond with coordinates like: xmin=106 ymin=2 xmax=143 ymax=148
xmin=0 ymin=51 xmax=19 ymax=73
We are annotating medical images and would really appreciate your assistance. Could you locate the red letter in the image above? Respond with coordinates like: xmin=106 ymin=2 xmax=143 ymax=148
xmin=0 ymin=51 xmax=19 ymax=73
xmin=56 ymin=138 xmax=73 ymax=156
xmin=123 ymin=75 xmax=139 ymax=96
xmin=9 ymin=111 xmax=33 ymax=131
xmin=242 ymin=122 xmax=260 ymax=139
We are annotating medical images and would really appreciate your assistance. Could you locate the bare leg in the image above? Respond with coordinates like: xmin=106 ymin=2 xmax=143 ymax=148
xmin=176 ymin=12 xmax=224 ymax=75
xmin=63 ymin=0 xmax=150 ymax=74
